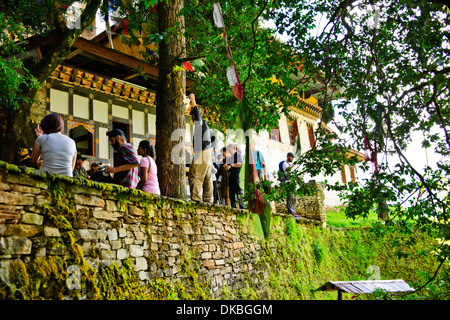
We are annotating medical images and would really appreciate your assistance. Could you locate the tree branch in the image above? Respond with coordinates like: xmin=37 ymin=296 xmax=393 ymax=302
xmin=28 ymin=0 xmax=102 ymax=86
xmin=243 ymin=0 xmax=269 ymax=87
xmin=402 ymin=256 xmax=447 ymax=297
xmin=385 ymin=112 xmax=446 ymax=222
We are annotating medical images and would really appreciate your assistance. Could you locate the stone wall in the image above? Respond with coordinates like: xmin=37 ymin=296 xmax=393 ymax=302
xmin=275 ymin=180 xmax=326 ymax=227
xmin=0 ymin=162 xmax=275 ymax=299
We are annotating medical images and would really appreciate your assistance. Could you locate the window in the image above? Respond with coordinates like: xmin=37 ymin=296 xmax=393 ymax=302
xmin=307 ymin=124 xmax=315 ymax=148
xmin=113 ymin=121 xmax=130 ymax=142
xmin=350 ymin=166 xmax=356 ymax=183
xmin=340 ymin=165 xmax=347 ymax=184
xmin=287 ymin=117 xmax=299 ymax=146
xmin=270 ymin=125 xmax=281 ymax=142
xmin=68 ymin=122 xmax=95 ymax=156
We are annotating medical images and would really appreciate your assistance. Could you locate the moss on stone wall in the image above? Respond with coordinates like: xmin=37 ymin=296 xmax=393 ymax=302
xmin=221 ymin=216 xmax=440 ymax=300
xmin=0 ymin=162 xmax=442 ymax=300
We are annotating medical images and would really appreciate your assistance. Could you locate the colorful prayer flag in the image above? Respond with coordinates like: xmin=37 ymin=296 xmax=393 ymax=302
xmin=183 ymin=61 xmax=194 ymax=72
xmin=233 ymin=97 xmax=271 ymax=240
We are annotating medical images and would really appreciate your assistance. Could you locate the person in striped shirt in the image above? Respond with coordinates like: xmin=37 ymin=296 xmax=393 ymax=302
xmin=105 ymin=129 xmax=139 ymax=189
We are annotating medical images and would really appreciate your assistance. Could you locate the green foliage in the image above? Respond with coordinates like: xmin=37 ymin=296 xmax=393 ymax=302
xmin=96 ymin=259 xmax=149 ymax=299
xmin=0 ymin=0 xmax=55 ymax=36
xmin=0 ymin=57 xmax=38 ymax=112
xmin=251 ymin=217 xmax=444 ymax=300
xmin=326 ymin=207 xmax=378 ymax=228
xmin=260 ymin=0 xmax=450 ymax=276
xmin=312 ymin=239 xmax=325 ymax=264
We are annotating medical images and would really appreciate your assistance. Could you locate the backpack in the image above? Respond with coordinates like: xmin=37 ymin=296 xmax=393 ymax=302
xmin=278 ymin=160 xmax=289 ymax=182
xmin=278 ymin=160 xmax=287 ymax=173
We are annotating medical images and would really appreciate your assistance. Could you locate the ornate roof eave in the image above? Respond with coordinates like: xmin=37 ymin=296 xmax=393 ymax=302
xmin=289 ymin=97 xmax=322 ymax=121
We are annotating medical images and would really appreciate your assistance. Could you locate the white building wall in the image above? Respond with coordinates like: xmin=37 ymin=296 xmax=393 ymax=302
xmin=247 ymin=111 xmax=358 ymax=208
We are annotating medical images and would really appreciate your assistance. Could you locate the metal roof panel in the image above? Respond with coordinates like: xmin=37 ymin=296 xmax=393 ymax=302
xmin=316 ymin=279 xmax=415 ymax=294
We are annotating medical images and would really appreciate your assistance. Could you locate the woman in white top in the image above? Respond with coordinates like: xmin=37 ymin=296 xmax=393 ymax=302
xmin=30 ymin=113 xmax=77 ymax=177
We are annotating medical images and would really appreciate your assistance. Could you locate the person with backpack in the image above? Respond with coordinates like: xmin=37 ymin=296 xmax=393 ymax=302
xmin=279 ymin=152 xmax=297 ymax=216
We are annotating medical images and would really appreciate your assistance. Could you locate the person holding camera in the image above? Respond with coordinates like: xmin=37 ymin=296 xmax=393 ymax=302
xmin=88 ymin=162 xmax=112 ymax=183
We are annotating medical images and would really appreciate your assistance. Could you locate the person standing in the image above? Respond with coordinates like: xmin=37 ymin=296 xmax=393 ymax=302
xmin=279 ymin=152 xmax=297 ymax=216
xmin=225 ymin=144 xmax=245 ymax=209
xmin=251 ymin=142 xmax=267 ymax=182
xmin=188 ymin=93 xmax=213 ymax=203
xmin=217 ymin=148 xmax=230 ymax=206
xmin=212 ymin=153 xmax=219 ymax=204
xmin=30 ymin=112 xmax=77 ymax=177
xmin=105 ymin=128 xmax=139 ymax=188
xmin=136 ymin=140 xmax=160 ymax=195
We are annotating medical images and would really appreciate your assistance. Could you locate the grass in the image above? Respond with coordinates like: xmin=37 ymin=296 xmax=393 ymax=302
xmin=326 ymin=206 xmax=378 ymax=228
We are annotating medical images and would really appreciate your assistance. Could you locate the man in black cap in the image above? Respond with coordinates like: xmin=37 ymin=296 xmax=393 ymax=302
xmin=73 ymin=154 xmax=89 ymax=178
xmin=105 ymin=128 xmax=139 ymax=188
xmin=279 ymin=151 xmax=297 ymax=216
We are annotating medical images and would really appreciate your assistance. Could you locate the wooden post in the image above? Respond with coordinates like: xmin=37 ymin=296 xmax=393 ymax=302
xmin=338 ymin=289 xmax=343 ymax=300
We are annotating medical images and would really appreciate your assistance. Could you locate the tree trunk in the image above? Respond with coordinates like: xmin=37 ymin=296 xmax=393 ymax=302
xmin=377 ymin=199 xmax=390 ymax=221
xmin=156 ymin=0 xmax=187 ymax=200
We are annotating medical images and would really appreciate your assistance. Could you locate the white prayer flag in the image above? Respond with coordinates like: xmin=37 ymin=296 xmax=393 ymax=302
xmin=227 ymin=65 xmax=238 ymax=87
xmin=213 ymin=3 xmax=224 ymax=28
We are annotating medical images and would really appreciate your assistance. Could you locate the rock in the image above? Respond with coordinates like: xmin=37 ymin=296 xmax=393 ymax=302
xmin=105 ymin=200 xmax=118 ymax=212
xmin=129 ymin=205 xmax=143 ymax=216
xmin=0 ymin=236 xmax=32 ymax=255
xmin=0 ymin=191 xmax=34 ymax=206
xmin=129 ymin=245 xmax=144 ymax=257
xmin=74 ymin=194 xmax=105 ymax=207
xmin=49 ymin=246 xmax=68 ymax=256
xmin=118 ymin=228 xmax=127 ymax=238
xmin=44 ymin=227 xmax=61 ymax=237
xmin=138 ymin=271 xmax=150 ymax=281
xmin=202 ymin=260 xmax=215 ymax=268
xmin=107 ymin=229 xmax=118 ymax=241
xmin=0 ymin=212 xmax=20 ymax=224
xmin=1 ymin=224 xmax=41 ymax=237
xmin=11 ymin=184 xmax=41 ymax=194
xmin=5 ymin=175 xmax=47 ymax=189
xmin=101 ymin=250 xmax=116 ymax=260
xmin=78 ymin=229 xmax=107 ymax=241
xmin=117 ymin=249 xmax=128 ymax=260
xmin=110 ymin=240 xmax=122 ymax=250
xmin=93 ymin=210 xmax=123 ymax=221
xmin=134 ymin=257 xmax=148 ymax=271
xmin=21 ymin=213 xmax=44 ymax=226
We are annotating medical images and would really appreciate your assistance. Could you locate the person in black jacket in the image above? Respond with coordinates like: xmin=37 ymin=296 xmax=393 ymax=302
xmin=188 ymin=93 xmax=213 ymax=203
xmin=225 ymin=144 xmax=246 ymax=209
